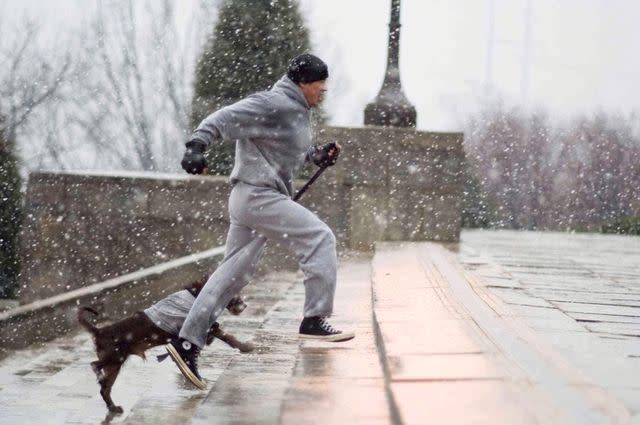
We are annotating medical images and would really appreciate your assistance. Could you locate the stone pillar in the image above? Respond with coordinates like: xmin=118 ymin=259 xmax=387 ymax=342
xmin=316 ymin=126 xmax=465 ymax=250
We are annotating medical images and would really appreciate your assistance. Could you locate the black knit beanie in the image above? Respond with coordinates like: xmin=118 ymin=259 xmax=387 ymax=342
xmin=287 ymin=53 xmax=328 ymax=84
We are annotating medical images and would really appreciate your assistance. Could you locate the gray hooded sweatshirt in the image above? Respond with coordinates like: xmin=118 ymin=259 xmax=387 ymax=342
xmin=191 ymin=75 xmax=313 ymax=197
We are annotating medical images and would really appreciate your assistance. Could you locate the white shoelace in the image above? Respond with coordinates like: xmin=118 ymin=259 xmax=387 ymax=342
xmin=319 ymin=318 xmax=338 ymax=334
xmin=181 ymin=340 xmax=200 ymax=368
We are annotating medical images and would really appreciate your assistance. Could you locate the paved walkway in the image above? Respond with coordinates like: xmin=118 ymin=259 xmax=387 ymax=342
xmin=0 ymin=231 xmax=638 ymax=424
xmin=0 ymin=253 xmax=390 ymax=425
xmin=459 ymin=230 xmax=640 ymax=424
xmin=373 ymin=242 xmax=564 ymax=425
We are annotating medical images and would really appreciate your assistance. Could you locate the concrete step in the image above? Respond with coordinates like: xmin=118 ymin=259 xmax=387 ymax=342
xmin=371 ymin=242 xmax=573 ymax=425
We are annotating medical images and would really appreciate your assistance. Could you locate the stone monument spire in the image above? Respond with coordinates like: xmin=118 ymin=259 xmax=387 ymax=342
xmin=364 ymin=0 xmax=417 ymax=127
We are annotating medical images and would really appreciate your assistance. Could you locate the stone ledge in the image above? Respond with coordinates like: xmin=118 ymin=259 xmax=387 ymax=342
xmin=371 ymin=242 xmax=562 ymax=425
xmin=0 ymin=246 xmax=225 ymax=357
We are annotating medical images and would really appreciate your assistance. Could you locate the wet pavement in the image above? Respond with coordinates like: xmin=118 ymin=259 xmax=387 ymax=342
xmin=0 ymin=253 xmax=389 ymax=425
xmin=189 ymin=253 xmax=389 ymax=425
xmin=459 ymin=230 xmax=640 ymax=424
xmin=0 ymin=231 xmax=638 ymax=424
xmin=0 ymin=269 xmax=295 ymax=425
xmin=373 ymin=242 xmax=565 ymax=425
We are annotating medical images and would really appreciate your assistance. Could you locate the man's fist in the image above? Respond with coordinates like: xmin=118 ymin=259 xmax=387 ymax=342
xmin=181 ymin=140 xmax=208 ymax=174
xmin=309 ymin=142 xmax=341 ymax=167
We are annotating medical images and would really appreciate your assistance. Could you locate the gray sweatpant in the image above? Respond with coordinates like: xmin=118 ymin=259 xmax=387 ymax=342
xmin=178 ymin=182 xmax=337 ymax=348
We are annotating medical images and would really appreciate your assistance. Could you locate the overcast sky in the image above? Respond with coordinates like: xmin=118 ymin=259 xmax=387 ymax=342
xmin=4 ymin=0 xmax=640 ymax=132
xmin=301 ymin=0 xmax=640 ymax=130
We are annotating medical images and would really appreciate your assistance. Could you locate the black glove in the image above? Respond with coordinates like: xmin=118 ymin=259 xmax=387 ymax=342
xmin=308 ymin=142 xmax=340 ymax=167
xmin=181 ymin=140 xmax=208 ymax=174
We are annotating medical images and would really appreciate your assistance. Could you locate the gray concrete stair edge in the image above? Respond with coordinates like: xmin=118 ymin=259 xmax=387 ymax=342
xmin=370 ymin=241 xmax=630 ymax=425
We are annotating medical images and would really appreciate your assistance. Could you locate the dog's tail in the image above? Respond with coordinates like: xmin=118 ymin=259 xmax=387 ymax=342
xmin=77 ymin=306 xmax=100 ymax=335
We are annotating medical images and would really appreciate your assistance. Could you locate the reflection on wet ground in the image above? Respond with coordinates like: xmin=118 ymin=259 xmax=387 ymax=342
xmin=2 ymin=232 xmax=636 ymax=424
xmin=0 ymin=255 xmax=388 ymax=425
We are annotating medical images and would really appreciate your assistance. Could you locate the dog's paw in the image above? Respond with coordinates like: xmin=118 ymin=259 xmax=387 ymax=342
xmin=109 ymin=405 xmax=124 ymax=414
xmin=239 ymin=342 xmax=255 ymax=353
xmin=91 ymin=364 xmax=105 ymax=382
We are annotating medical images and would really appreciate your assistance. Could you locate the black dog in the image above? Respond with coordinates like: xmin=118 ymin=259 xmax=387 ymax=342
xmin=78 ymin=279 xmax=253 ymax=413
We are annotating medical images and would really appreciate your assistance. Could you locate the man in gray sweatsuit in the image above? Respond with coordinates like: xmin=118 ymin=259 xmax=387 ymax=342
xmin=165 ymin=54 xmax=354 ymax=389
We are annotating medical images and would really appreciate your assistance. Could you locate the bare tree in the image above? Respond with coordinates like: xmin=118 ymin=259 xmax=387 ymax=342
xmin=552 ymin=113 xmax=640 ymax=230
xmin=66 ymin=0 xmax=212 ymax=172
xmin=0 ymin=18 xmax=71 ymax=154
xmin=464 ymin=100 xmax=640 ymax=231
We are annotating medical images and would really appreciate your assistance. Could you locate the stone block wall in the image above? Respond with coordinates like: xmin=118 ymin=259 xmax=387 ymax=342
xmin=315 ymin=126 xmax=464 ymax=249
xmin=18 ymin=126 xmax=464 ymax=303
xmin=18 ymin=170 xmax=346 ymax=303
xmin=18 ymin=172 xmax=231 ymax=303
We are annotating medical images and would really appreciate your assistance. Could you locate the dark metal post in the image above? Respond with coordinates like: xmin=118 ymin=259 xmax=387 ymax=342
xmin=364 ymin=0 xmax=417 ymax=127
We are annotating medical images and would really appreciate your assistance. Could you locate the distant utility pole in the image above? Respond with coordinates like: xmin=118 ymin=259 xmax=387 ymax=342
xmin=485 ymin=0 xmax=533 ymax=108
xmin=521 ymin=0 xmax=532 ymax=110
xmin=484 ymin=0 xmax=495 ymax=97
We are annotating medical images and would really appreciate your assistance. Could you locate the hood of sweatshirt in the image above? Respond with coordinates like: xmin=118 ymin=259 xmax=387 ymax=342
xmin=271 ymin=75 xmax=310 ymax=110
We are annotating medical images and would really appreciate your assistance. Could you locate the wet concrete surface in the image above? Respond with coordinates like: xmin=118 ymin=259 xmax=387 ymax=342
xmin=189 ymin=254 xmax=390 ymax=425
xmin=459 ymin=230 xmax=640 ymax=424
xmin=1 ymin=232 xmax=638 ymax=424
xmin=373 ymin=242 xmax=566 ymax=425
xmin=0 ymin=270 xmax=295 ymax=425
xmin=0 ymin=253 xmax=389 ymax=425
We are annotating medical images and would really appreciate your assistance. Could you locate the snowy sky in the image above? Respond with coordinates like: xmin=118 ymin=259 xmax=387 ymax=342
xmin=301 ymin=0 xmax=640 ymax=130
xmin=4 ymin=0 xmax=640 ymax=132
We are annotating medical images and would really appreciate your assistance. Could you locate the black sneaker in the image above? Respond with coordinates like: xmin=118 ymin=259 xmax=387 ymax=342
xmin=165 ymin=338 xmax=206 ymax=389
xmin=299 ymin=316 xmax=355 ymax=342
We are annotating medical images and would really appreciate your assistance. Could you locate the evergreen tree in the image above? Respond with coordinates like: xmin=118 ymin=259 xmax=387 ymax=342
xmin=192 ymin=0 xmax=323 ymax=175
xmin=460 ymin=160 xmax=495 ymax=229
xmin=0 ymin=116 xmax=23 ymax=299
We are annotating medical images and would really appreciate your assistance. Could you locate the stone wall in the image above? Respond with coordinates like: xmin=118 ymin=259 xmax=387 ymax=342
xmin=316 ymin=126 xmax=464 ymax=249
xmin=19 ymin=125 xmax=463 ymax=303
xmin=19 ymin=171 xmax=230 ymax=303
xmin=1 ymin=247 xmax=225 ymax=356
